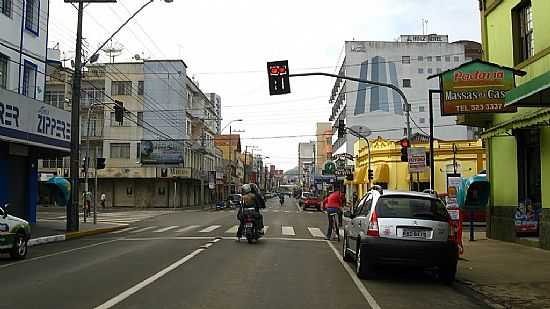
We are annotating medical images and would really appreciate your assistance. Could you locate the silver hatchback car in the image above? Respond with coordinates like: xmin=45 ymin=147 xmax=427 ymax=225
xmin=342 ymin=188 xmax=459 ymax=283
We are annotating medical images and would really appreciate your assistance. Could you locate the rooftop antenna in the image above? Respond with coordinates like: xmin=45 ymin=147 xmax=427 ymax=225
xmin=422 ymin=18 xmax=429 ymax=35
xmin=102 ymin=40 xmax=124 ymax=63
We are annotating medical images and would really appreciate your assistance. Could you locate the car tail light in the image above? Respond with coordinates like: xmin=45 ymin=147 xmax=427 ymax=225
xmin=367 ymin=210 xmax=379 ymax=237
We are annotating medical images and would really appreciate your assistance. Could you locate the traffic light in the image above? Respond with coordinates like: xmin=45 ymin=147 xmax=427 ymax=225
xmin=267 ymin=60 xmax=291 ymax=95
xmin=337 ymin=119 xmax=346 ymax=138
xmin=81 ymin=157 xmax=87 ymax=173
xmin=114 ymin=100 xmax=124 ymax=124
xmin=368 ymin=169 xmax=373 ymax=180
xmin=96 ymin=157 xmax=106 ymax=170
xmin=400 ymin=138 xmax=410 ymax=162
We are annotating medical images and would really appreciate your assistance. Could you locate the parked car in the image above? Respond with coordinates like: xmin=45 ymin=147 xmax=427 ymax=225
xmin=299 ymin=192 xmax=321 ymax=211
xmin=342 ymin=189 xmax=458 ymax=284
xmin=228 ymin=194 xmax=242 ymax=208
xmin=0 ymin=204 xmax=31 ymax=259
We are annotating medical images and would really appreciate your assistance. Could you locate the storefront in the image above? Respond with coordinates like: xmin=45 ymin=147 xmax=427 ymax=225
xmin=0 ymin=88 xmax=71 ymax=223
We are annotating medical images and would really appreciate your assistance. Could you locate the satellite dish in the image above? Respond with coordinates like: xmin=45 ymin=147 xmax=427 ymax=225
xmin=89 ymin=53 xmax=100 ymax=63
xmin=349 ymin=125 xmax=372 ymax=137
xmin=132 ymin=54 xmax=141 ymax=60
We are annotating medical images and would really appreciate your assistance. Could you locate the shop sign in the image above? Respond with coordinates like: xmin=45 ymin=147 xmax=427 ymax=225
xmin=0 ymin=88 xmax=71 ymax=151
xmin=140 ymin=140 xmax=184 ymax=165
xmin=407 ymin=147 xmax=426 ymax=173
xmin=514 ymin=200 xmax=540 ymax=234
xmin=446 ymin=174 xmax=461 ymax=208
xmin=208 ymin=171 xmax=216 ymax=189
xmin=439 ymin=61 xmax=517 ymax=115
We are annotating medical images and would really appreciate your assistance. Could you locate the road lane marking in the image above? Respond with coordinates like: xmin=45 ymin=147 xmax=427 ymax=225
xmin=225 ymin=225 xmax=239 ymax=234
xmin=281 ymin=226 xmax=295 ymax=236
xmin=308 ymin=227 xmax=326 ymax=238
xmin=339 ymin=229 xmax=344 ymax=238
xmin=0 ymin=239 xmax=119 ymax=270
xmin=263 ymin=226 xmax=269 ymax=234
xmin=176 ymin=225 xmax=200 ymax=233
xmin=110 ymin=227 xmax=138 ymax=234
xmin=327 ymin=241 xmax=382 ymax=309
xmin=153 ymin=226 xmax=179 ymax=233
xmin=95 ymin=245 xmax=211 ymax=309
xmin=284 ymin=210 xmax=290 ymax=213
xmin=199 ymin=225 xmax=221 ymax=233
xmin=130 ymin=226 xmax=157 ymax=234
xmin=272 ymin=210 xmax=279 ymax=213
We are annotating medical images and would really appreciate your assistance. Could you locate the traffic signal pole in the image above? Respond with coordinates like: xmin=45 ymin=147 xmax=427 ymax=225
xmin=428 ymin=89 xmax=442 ymax=191
xmin=347 ymin=127 xmax=372 ymax=190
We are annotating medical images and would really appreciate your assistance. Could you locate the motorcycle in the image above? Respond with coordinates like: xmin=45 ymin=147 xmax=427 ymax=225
xmin=242 ymin=207 xmax=261 ymax=243
xmin=279 ymin=196 xmax=285 ymax=206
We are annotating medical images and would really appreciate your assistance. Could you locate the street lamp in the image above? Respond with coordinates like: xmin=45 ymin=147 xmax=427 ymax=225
xmin=221 ymin=119 xmax=243 ymax=133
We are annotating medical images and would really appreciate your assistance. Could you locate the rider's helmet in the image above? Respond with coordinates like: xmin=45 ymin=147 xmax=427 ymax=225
xmin=242 ymin=184 xmax=252 ymax=194
xmin=250 ymin=183 xmax=260 ymax=194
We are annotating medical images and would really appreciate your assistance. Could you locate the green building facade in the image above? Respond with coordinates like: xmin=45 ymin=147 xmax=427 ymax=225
xmin=466 ymin=0 xmax=550 ymax=248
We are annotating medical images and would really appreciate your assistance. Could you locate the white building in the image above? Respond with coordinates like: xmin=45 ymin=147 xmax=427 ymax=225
xmin=298 ymin=141 xmax=315 ymax=188
xmin=329 ymin=34 xmax=482 ymax=155
xmin=41 ymin=58 xmax=223 ymax=207
xmin=1 ymin=0 xmax=71 ymax=222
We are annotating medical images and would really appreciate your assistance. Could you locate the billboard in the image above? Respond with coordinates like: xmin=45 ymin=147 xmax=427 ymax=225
xmin=439 ymin=61 xmax=517 ymax=115
xmin=140 ymin=140 xmax=184 ymax=165
xmin=407 ymin=147 xmax=426 ymax=173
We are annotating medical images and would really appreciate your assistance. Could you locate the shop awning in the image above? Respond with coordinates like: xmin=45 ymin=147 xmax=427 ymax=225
xmin=481 ymin=108 xmax=550 ymax=138
xmin=372 ymin=164 xmax=390 ymax=184
xmin=505 ymin=71 xmax=550 ymax=107
xmin=353 ymin=166 xmax=368 ymax=184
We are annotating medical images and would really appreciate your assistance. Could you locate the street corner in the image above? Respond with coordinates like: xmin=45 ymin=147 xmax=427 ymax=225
xmin=64 ymin=224 xmax=129 ymax=240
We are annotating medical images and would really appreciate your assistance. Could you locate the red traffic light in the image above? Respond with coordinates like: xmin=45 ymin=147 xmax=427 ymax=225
xmin=400 ymin=138 xmax=410 ymax=148
xmin=278 ymin=66 xmax=287 ymax=74
xmin=270 ymin=66 xmax=279 ymax=75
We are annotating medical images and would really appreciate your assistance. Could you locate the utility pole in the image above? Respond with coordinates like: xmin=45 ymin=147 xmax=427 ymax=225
xmin=68 ymin=1 xmax=84 ymax=232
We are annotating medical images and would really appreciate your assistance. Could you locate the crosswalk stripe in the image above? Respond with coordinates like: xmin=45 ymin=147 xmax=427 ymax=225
xmin=199 ymin=225 xmax=221 ymax=233
xmin=308 ymin=227 xmax=325 ymax=238
xmin=339 ymin=229 xmax=344 ymax=238
xmin=263 ymin=226 xmax=269 ymax=234
xmin=153 ymin=226 xmax=179 ymax=233
xmin=284 ymin=211 xmax=290 ymax=213
xmin=281 ymin=226 xmax=295 ymax=236
xmin=272 ymin=210 xmax=279 ymax=213
xmin=110 ymin=227 xmax=138 ymax=234
xmin=175 ymin=225 xmax=200 ymax=233
xmin=130 ymin=226 xmax=157 ymax=234
xmin=225 ymin=225 xmax=239 ymax=234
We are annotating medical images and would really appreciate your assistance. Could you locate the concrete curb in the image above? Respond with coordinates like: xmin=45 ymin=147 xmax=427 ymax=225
xmin=453 ymin=279 xmax=506 ymax=309
xmin=28 ymin=225 xmax=127 ymax=247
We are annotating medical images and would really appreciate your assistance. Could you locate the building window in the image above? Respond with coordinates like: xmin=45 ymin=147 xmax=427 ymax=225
xmin=401 ymin=56 xmax=411 ymax=64
xmin=436 ymin=56 xmax=442 ymax=62
xmin=0 ymin=53 xmax=8 ymax=89
xmin=1 ymin=0 xmax=12 ymax=17
xmin=45 ymin=91 xmax=64 ymax=108
xmin=402 ymin=79 xmax=411 ymax=88
xmin=418 ymin=68 xmax=424 ymax=74
xmin=427 ymin=56 xmax=432 ymax=62
xmin=136 ymin=143 xmax=141 ymax=161
xmin=513 ymin=1 xmax=534 ymax=64
xmin=417 ymin=56 xmax=423 ymax=62
xmin=22 ymin=61 xmax=37 ymax=99
xmin=445 ymin=56 xmax=451 ymax=62
xmin=81 ymin=88 xmax=105 ymax=106
xmin=186 ymin=120 xmax=192 ymax=136
xmin=25 ymin=0 xmax=39 ymax=35
xmin=111 ymin=81 xmax=132 ymax=96
xmin=137 ymin=81 xmax=144 ymax=95
xmin=437 ymin=68 xmax=442 ymax=73
xmin=110 ymin=111 xmax=132 ymax=126
xmin=419 ymin=106 xmax=425 ymax=112
xmin=454 ymin=56 xmax=460 ymax=62
xmin=110 ymin=143 xmax=130 ymax=159
xmin=137 ymin=112 xmax=143 ymax=126
xmin=427 ymin=68 xmax=433 ymax=74
xmin=419 ymin=118 xmax=426 ymax=124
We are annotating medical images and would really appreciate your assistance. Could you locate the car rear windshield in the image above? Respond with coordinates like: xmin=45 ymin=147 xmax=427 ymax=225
xmin=375 ymin=196 xmax=449 ymax=222
xmin=303 ymin=193 xmax=312 ymax=198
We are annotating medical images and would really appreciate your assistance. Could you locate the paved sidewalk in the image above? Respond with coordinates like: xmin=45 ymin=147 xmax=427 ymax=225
xmin=29 ymin=220 xmax=126 ymax=246
xmin=457 ymin=233 xmax=550 ymax=308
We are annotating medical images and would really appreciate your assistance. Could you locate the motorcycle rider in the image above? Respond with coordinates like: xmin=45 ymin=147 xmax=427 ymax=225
xmin=279 ymin=192 xmax=285 ymax=206
xmin=236 ymin=183 xmax=266 ymax=239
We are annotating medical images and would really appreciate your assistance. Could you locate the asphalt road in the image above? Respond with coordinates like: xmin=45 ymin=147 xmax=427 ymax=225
xmin=0 ymin=198 xmax=488 ymax=309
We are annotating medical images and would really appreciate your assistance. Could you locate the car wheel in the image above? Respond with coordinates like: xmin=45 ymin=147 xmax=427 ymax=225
xmin=356 ymin=243 xmax=374 ymax=279
xmin=342 ymin=232 xmax=353 ymax=262
xmin=10 ymin=233 xmax=28 ymax=260
xmin=438 ymin=263 xmax=457 ymax=284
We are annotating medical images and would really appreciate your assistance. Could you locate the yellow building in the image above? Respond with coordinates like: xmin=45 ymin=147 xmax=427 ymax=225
xmin=352 ymin=136 xmax=486 ymax=198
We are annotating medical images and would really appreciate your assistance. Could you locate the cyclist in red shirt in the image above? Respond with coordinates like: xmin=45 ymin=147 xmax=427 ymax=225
xmin=323 ymin=189 xmax=344 ymax=240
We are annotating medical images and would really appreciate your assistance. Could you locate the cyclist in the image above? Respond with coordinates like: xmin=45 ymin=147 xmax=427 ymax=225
xmin=322 ymin=189 xmax=344 ymax=240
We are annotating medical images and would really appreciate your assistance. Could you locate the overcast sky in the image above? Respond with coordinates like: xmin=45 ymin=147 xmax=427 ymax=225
xmin=48 ymin=0 xmax=481 ymax=170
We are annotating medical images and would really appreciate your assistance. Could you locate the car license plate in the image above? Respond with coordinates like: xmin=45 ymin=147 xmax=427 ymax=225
xmin=245 ymin=223 xmax=253 ymax=228
xmin=403 ymin=230 xmax=428 ymax=239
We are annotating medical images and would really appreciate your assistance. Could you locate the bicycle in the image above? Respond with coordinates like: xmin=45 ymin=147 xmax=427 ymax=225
xmin=328 ymin=212 xmax=340 ymax=241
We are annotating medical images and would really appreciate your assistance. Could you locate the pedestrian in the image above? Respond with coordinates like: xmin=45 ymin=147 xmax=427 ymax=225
xmin=100 ymin=193 xmax=106 ymax=209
